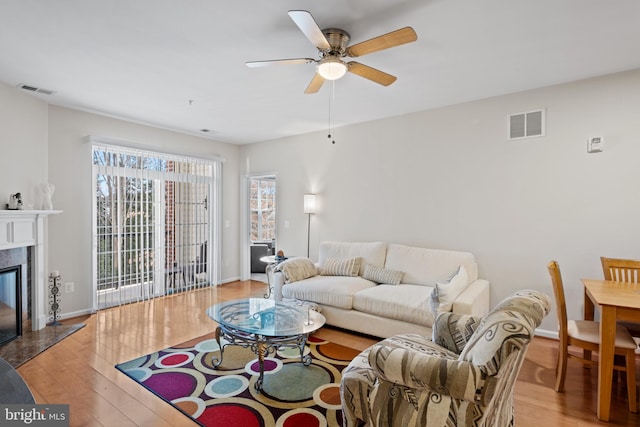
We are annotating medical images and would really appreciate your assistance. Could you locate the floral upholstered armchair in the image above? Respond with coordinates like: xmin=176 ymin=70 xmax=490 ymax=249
xmin=340 ymin=290 xmax=550 ymax=427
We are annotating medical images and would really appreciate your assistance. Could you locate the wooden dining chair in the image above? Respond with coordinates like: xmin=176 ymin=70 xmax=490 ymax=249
xmin=548 ymin=260 xmax=637 ymax=412
xmin=601 ymin=256 xmax=640 ymax=351
xmin=601 ymin=256 xmax=640 ymax=283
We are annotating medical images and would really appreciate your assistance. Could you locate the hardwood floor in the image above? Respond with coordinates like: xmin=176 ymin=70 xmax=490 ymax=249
xmin=16 ymin=280 xmax=639 ymax=426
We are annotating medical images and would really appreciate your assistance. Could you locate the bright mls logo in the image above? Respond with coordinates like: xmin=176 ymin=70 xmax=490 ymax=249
xmin=1 ymin=405 xmax=69 ymax=426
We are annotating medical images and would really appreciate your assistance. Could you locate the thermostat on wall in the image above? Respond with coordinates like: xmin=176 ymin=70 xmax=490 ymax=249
xmin=587 ymin=136 xmax=604 ymax=153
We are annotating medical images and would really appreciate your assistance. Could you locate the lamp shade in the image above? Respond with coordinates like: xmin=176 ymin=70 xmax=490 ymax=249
xmin=317 ymin=56 xmax=347 ymax=81
xmin=303 ymin=194 xmax=317 ymax=214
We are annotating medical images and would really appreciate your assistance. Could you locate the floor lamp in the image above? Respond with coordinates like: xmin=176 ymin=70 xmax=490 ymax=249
xmin=303 ymin=194 xmax=317 ymax=258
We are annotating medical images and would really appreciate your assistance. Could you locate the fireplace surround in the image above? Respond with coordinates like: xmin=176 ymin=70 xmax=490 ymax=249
xmin=0 ymin=210 xmax=61 ymax=332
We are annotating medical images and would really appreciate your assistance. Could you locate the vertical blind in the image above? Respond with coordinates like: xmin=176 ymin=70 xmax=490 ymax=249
xmin=91 ymin=142 xmax=220 ymax=309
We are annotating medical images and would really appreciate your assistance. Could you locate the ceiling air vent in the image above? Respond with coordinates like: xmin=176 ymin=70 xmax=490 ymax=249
xmin=16 ymin=83 xmax=56 ymax=96
xmin=508 ymin=109 xmax=545 ymax=140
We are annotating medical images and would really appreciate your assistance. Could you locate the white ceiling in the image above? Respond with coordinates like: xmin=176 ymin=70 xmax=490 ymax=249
xmin=1 ymin=0 xmax=639 ymax=145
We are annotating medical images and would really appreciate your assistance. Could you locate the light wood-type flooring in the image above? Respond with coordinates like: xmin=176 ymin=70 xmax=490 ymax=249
xmin=16 ymin=280 xmax=640 ymax=426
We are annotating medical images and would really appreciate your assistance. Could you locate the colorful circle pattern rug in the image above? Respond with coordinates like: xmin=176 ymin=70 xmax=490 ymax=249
xmin=116 ymin=334 xmax=360 ymax=427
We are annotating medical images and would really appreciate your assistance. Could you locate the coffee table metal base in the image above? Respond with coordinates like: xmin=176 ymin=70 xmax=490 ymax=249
xmin=212 ymin=324 xmax=312 ymax=392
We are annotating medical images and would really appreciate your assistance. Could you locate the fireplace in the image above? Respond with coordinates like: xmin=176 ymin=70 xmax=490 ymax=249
xmin=0 ymin=246 xmax=29 ymax=345
xmin=0 ymin=210 xmax=61 ymax=332
xmin=0 ymin=266 xmax=22 ymax=345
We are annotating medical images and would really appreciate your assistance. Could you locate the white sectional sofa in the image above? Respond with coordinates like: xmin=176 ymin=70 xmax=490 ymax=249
xmin=273 ymin=241 xmax=490 ymax=339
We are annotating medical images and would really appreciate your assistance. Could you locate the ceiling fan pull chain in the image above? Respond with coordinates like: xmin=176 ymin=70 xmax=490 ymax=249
xmin=328 ymin=80 xmax=336 ymax=144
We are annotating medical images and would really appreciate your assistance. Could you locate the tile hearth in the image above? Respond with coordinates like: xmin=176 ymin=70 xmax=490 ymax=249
xmin=0 ymin=321 xmax=85 ymax=368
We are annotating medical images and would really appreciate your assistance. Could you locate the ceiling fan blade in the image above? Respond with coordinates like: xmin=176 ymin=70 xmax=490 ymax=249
xmin=246 ymin=58 xmax=316 ymax=68
xmin=346 ymin=27 xmax=417 ymax=57
xmin=347 ymin=62 xmax=397 ymax=86
xmin=305 ymin=73 xmax=325 ymax=94
xmin=288 ymin=10 xmax=331 ymax=50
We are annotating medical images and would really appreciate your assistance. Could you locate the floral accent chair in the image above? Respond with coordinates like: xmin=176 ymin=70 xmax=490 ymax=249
xmin=340 ymin=290 xmax=550 ymax=427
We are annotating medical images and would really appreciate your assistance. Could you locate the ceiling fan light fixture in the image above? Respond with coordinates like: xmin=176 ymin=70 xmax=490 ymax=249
xmin=317 ymin=56 xmax=347 ymax=80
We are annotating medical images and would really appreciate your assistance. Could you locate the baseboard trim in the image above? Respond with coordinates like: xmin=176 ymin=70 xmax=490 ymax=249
xmin=534 ymin=328 xmax=558 ymax=340
xmin=57 ymin=280 xmax=245 ymax=323
xmin=59 ymin=308 xmax=93 ymax=321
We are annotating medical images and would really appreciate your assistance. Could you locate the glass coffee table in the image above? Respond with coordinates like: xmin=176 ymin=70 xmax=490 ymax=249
xmin=206 ymin=298 xmax=325 ymax=392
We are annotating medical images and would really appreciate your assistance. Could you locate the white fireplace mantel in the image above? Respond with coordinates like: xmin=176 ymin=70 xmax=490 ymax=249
xmin=0 ymin=210 xmax=62 ymax=330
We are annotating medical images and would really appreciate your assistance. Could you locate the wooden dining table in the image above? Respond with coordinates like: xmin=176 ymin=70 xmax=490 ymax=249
xmin=581 ymin=278 xmax=640 ymax=421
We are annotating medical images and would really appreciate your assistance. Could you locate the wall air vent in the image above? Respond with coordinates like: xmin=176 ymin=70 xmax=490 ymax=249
xmin=16 ymin=83 xmax=56 ymax=96
xmin=508 ymin=109 xmax=545 ymax=140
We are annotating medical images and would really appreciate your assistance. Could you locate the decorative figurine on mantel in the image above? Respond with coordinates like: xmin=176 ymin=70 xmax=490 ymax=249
xmin=40 ymin=183 xmax=55 ymax=210
xmin=6 ymin=193 xmax=24 ymax=210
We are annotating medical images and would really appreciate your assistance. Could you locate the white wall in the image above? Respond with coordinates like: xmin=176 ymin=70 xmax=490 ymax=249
xmin=3 ymin=69 xmax=640 ymax=332
xmin=0 ymin=81 xmax=242 ymax=321
xmin=45 ymin=105 xmax=241 ymax=318
xmin=240 ymin=69 xmax=640 ymax=333
xmin=0 ymin=83 xmax=48 ymax=206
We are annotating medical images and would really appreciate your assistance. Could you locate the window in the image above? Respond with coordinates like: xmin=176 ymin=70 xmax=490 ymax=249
xmin=249 ymin=178 xmax=275 ymax=243
xmin=91 ymin=142 xmax=219 ymax=309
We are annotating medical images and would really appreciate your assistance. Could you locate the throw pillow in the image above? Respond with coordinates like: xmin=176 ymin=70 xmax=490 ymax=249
xmin=432 ymin=312 xmax=481 ymax=354
xmin=320 ymin=257 xmax=361 ymax=277
xmin=429 ymin=265 xmax=469 ymax=315
xmin=362 ymin=263 xmax=404 ymax=285
xmin=276 ymin=257 xmax=318 ymax=283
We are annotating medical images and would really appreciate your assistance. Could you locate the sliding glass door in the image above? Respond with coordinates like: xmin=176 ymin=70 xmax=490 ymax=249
xmin=92 ymin=143 xmax=219 ymax=309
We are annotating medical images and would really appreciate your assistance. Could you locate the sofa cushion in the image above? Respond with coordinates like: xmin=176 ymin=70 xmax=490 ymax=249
xmin=429 ymin=265 xmax=469 ymax=314
xmin=361 ymin=264 xmax=404 ymax=285
xmin=318 ymin=241 xmax=387 ymax=274
xmin=282 ymin=275 xmax=376 ymax=310
xmin=384 ymin=243 xmax=478 ymax=286
xmin=352 ymin=284 xmax=436 ymax=327
xmin=320 ymin=257 xmax=362 ymax=277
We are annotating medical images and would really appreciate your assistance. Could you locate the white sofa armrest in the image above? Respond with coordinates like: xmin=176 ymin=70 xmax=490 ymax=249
xmin=452 ymin=279 xmax=490 ymax=317
xmin=273 ymin=271 xmax=285 ymax=301
xmin=272 ymin=261 xmax=320 ymax=302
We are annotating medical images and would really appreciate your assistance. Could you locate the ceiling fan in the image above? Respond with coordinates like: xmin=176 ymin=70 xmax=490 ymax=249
xmin=246 ymin=10 xmax=418 ymax=94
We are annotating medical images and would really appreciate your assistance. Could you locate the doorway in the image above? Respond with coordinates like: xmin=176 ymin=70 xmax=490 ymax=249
xmin=244 ymin=174 xmax=277 ymax=283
